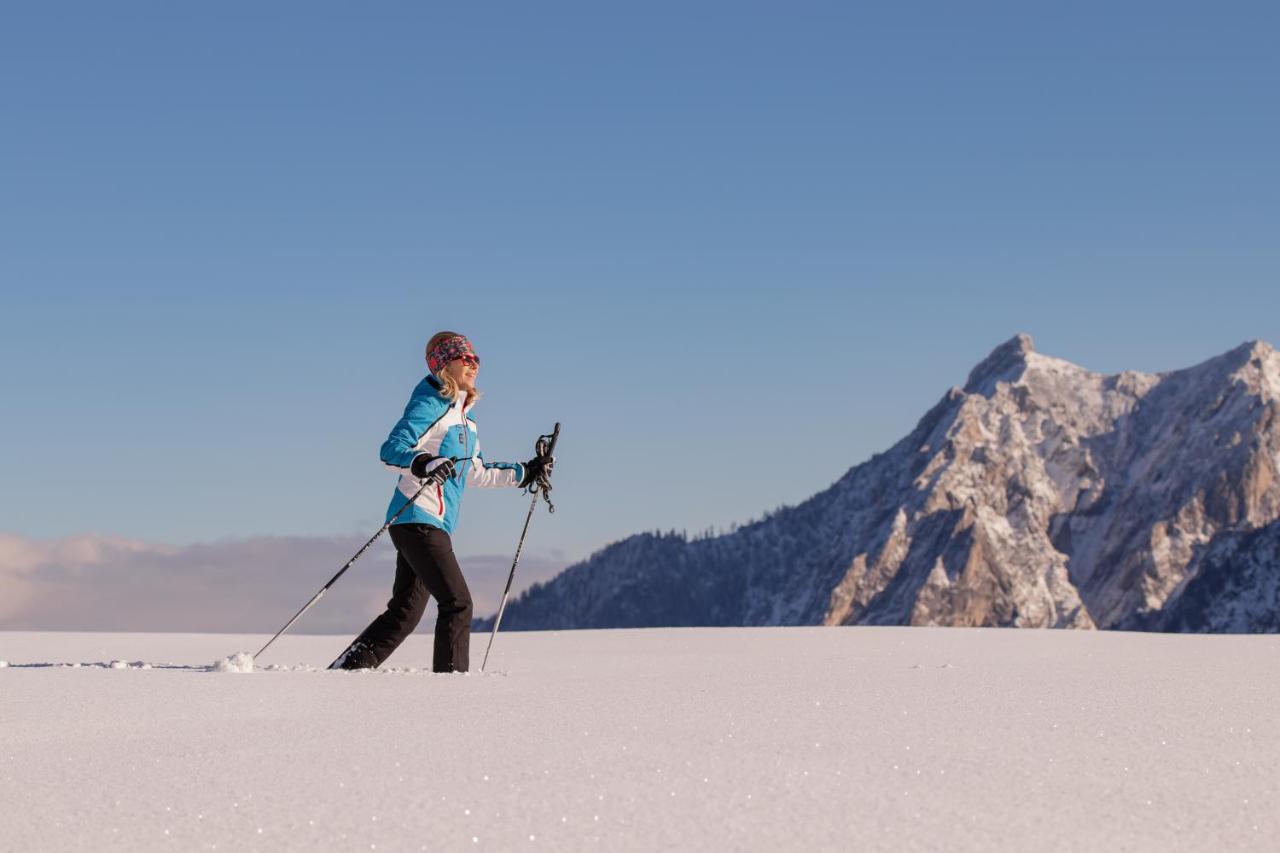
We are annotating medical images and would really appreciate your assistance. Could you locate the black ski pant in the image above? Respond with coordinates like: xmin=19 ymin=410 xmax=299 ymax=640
xmin=333 ymin=523 xmax=473 ymax=672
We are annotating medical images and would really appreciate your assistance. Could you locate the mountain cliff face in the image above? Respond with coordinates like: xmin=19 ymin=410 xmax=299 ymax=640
xmin=485 ymin=335 xmax=1280 ymax=633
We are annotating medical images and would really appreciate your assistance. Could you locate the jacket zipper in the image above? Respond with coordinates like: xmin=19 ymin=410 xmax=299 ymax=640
xmin=458 ymin=396 xmax=470 ymax=482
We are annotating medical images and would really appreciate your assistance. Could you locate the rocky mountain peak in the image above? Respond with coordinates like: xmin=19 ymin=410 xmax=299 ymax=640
xmin=1236 ymin=339 xmax=1279 ymax=378
xmin=963 ymin=333 xmax=1036 ymax=396
xmin=1210 ymin=339 xmax=1272 ymax=369
xmin=1243 ymin=341 xmax=1280 ymax=401
xmin=1175 ymin=339 xmax=1280 ymax=401
xmin=1242 ymin=338 xmax=1274 ymax=358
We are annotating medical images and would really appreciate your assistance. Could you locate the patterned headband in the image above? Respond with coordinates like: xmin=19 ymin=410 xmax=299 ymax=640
xmin=426 ymin=335 xmax=479 ymax=375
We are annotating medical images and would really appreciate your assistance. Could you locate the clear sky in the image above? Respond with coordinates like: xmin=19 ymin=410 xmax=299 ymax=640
xmin=2 ymin=1 xmax=1277 ymax=570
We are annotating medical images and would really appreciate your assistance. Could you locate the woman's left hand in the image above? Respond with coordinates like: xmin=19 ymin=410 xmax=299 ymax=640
xmin=520 ymin=455 xmax=554 ymax=488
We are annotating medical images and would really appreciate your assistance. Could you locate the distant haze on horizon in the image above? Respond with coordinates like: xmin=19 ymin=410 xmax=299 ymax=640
xmin=0 ymin=531 xmax=569 ymax=633
xmin=2 ymin=3 xmax=1277 ymax=625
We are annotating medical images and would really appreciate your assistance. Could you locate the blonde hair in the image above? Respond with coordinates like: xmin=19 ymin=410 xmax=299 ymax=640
xmin=425 ymin=330 xmax=482 ymax=406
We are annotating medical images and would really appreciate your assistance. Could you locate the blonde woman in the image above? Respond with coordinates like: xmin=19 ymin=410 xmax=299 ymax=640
xmin=330 ymin=332 xmax=550 ymax=672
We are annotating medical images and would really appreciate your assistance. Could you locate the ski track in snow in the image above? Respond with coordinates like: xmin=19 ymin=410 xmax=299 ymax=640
xmin=2 ymin=627 xmax=1279 ymax=852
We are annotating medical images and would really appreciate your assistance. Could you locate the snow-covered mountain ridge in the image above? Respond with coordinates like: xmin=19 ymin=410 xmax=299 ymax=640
xmin=487 ymin=335 xmax=1280 ymax=632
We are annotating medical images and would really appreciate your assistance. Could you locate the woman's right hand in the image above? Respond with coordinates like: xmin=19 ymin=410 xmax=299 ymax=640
xmin=411 ymin=454 xmax=457 ymax=483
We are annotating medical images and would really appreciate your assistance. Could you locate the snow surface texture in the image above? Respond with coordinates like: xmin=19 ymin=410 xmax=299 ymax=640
xmin=213 ymin=652 xmax=255 ymax=673
xmin=3 ymin=628 xmax=1279 ymax=852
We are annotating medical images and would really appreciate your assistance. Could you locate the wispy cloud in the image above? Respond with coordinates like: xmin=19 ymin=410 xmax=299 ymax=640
xmin=0 ymin=533 xmax=566 ymax=634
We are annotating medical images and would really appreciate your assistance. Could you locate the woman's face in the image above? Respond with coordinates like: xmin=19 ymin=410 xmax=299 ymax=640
xmin=446 ymin=357 xmax=479 ymax=392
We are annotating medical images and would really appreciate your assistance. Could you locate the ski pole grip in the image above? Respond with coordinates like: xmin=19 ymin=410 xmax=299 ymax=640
xmin=546 ymin=422 xmax=561 ymax=456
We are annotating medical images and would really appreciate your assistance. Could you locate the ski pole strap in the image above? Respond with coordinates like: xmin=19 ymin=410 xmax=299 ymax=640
xmin=524 ymin=423 xmax=560 ymax=513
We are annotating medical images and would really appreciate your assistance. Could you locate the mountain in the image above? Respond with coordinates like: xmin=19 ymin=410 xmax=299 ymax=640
xmin=482 ymin=335 xmax=1280 ymax=633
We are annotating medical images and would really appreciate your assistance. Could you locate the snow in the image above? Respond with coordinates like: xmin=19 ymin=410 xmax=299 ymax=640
xmin=213 ymin=651 xmax=255 ymax=673
xmin=2 ymin=627 xmax=1279 ymax=851
xmin=1258 ymin=348 xmax=1280 ymax=404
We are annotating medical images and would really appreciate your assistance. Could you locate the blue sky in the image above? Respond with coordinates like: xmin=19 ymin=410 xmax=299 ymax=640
xmin=2 ymin=1 xmax=1277 ymax=568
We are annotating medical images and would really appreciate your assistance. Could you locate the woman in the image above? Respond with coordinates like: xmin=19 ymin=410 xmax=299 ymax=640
xmin=330 ymin=331 xmax=550 ymax=673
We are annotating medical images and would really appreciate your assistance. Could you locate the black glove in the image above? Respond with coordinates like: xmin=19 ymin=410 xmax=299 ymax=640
xmin=519 ymin=455 xmax=554 ymax=489
xmin=411 ymin=454 xmax=456 ymax=484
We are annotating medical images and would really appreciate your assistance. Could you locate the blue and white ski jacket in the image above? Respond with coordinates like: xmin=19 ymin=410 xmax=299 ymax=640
xmin=380 ymin=375 xmax=526 ymax=533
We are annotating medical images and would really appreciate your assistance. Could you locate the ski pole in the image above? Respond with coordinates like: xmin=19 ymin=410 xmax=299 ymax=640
xmin=253 ymin=461 xmax=459 ymax=661
xmin=481 ymin=423 xmax=560 ymax=673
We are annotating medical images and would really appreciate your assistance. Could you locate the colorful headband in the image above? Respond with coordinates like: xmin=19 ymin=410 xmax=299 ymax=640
xmin=427 ymin=335 xmax=479 ymax=375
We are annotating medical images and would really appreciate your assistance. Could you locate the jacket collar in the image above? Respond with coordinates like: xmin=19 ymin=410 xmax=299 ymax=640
xmin=425 ymin=374 xmax=473 ymax=411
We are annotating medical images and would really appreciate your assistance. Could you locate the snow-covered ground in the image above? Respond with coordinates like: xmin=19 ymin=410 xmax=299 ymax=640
xmin=2 ymin=627 xmax=1278 ymax=852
